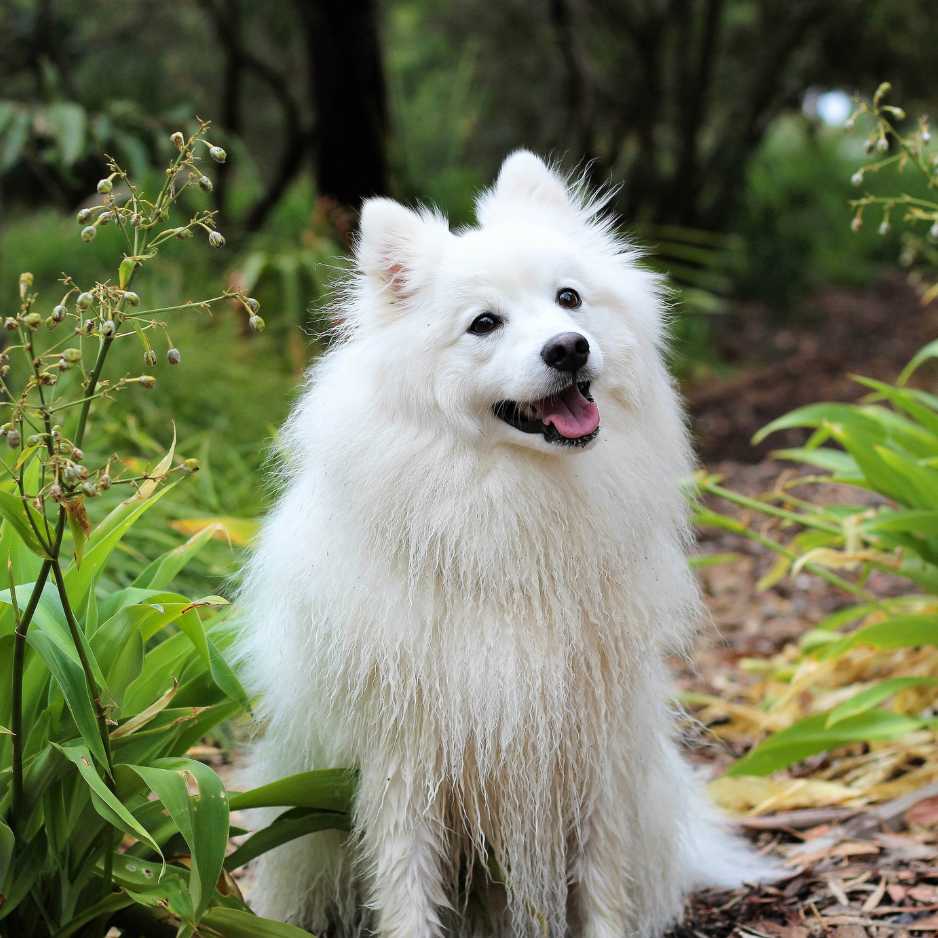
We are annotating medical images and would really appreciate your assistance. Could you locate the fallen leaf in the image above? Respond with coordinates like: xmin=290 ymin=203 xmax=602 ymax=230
xmin=908 ymin=797 xmax=938 ymax=829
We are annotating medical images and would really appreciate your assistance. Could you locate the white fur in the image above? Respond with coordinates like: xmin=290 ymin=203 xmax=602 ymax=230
xmin=237 ymin=151 xmax=777 ymax=937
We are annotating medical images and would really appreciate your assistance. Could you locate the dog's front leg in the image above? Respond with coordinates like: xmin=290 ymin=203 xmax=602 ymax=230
xmin=357 ymin=751 xmax=449 ymax=938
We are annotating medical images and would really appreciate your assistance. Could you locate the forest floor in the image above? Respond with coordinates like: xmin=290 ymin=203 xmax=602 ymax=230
xmin=222 ymin=275 xmax=938 ymax=935
xmin=670 ymin=275 xmax=938 ymax=936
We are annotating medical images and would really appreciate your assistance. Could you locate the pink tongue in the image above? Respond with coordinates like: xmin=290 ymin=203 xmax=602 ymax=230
xmin=540 ymin=385 xmax=600 ymax=439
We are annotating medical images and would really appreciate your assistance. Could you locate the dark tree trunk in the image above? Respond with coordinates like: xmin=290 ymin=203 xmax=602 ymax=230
xmin=297 ymin=0 xmax=389 ymax=209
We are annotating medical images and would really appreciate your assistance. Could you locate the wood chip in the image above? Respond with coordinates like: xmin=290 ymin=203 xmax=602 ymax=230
xmin=863 ymin=878 xmax=888 ymax=913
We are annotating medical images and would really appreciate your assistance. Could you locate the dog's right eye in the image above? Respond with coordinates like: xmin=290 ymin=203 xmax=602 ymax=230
xmin=467 ymin=313 xmax=503 ymax=336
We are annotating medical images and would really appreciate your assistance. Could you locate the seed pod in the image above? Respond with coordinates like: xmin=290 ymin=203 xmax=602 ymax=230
xmin=249 ymin=314 xmax=265 ymax=332
xmin=71 ymin=447 xmax=84 ymax=462
xmin=98 ymin=211 xmax=113 ymax=225
xmin=98 ymin=473 xmax=111 ymax=491
xmin=63 ymin=347 xmax=82 ymax=363
xmin=49 ymin=484 xmax=63 ymax=501
xmin=101 ymin=319 xmax=116 ymax=337
xmin=97 ymin=178 xmax=113 ymax=194
xmin=246 ymin=297 xmax=260 ymax=313
xmin=77 ymin=208 xmax=92 ymax=223
xmin=23 ymin=312 xmax=42 ymax=330
xmin=144 ymin=348 xmax=158 ymax=367
xmin=81 ymin=226 xmax=97 ymax=242
xmin=52 ymin=304 xmax=67 ymax=322
xmin=7 ymin=429 xmax=21 ymax=449
xmin=76 ymin=291 xmax=94 ymax=309
xmin=27 ymin=434 xmax=44 ymax=447
xmin=123 ymin=291 xmax=140 ymax=306
xmin=64 ymin=463 xmax=82 ymax=482
xmin=209 ymin=146 xmax=227 ymax=163
xmin=167 ymin=347 xmax=181 ymax=365
xmin=198 ymin=175 xmax=213 ymax=192
xmin=208 ymin=230 xmax=226 ymax=248
xmin=139 ymin=374 xmax=157 ymax=389
xmin=81 ymin=480 xmax=97 ymax=497
xmin=170 ymin=130 xmax=185 ymax=149
xmin=3 ymin=317 xmax=17 ymax=331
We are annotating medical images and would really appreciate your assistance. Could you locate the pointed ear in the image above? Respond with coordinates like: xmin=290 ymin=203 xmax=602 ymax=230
xmin=356 ymin=197 xmax=449 ymax=300
xmin=476 ymin=150 xmax=574 ymax=225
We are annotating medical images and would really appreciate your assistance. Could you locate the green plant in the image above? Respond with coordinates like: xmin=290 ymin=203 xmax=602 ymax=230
xmin=0 ymin=122 xmax=351 ymax=937
xmin=691 ymin=86 xmax=938 ymax=788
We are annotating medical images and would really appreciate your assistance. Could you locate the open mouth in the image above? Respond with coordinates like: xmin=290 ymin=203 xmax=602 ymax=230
xmin=492 ymin=381 xmax=600 ymax=447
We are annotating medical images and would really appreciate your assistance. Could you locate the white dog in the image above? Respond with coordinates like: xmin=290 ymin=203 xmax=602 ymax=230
xmin=238 ymin=152 xmax=775 ymax=938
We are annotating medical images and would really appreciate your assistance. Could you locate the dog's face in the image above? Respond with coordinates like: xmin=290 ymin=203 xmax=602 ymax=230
xmin=354 ymin=152 xmax=665 ymax=455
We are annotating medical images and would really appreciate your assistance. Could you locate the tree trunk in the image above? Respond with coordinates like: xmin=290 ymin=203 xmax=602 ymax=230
xmin=297 ymin=0 xmax=389 ymax=210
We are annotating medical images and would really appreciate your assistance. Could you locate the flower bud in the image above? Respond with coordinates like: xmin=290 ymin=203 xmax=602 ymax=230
xmin=878 ymin=220 xmax=890 ymax=236
xmin=63 ymin=348 xmax=82 ymax=363
xmin=198 ymin=175 xmax=213 ymax=192
xmin=123 ymin=291 xmax=140 ymax=306
xmin=850 ymin=171 xmax=863 ymax=187
xmin=97 ymin=178 xmax=113 ymax=194
xmin=98 ymin=473 xmax=111 ymax=491
xmin=57 ymin=357 xmax=69 ymax=371
xmin=7 ymin=429 xmax=21 ymax=449
xmin=249 ymin=314 xmax=265 ymax=332
xmin=64 ymin=463 xmax=82 ymax=482
xmin=130 ymin=212 xmax=142 ymax=227
xmin=98 ymin=211 xmax=113 ymax=225
xmin=246 ymin=297 xmax=260 ymax=313
xmin=167 ymin=347 xmax=181 ymax=365
xmin=138 ymin=375 xmax=157 ymax=389
xmin=23 ymin=312 xmax=42 ymax=330
xmin=851 ymin=215 xmax=863 ymax=233
xmin=930 ymin=222 xmax=938 ymax=241
xmin=19 ymin=272 xmax=33 ymax=299
xmin=144 ymin=348 xmax=158 ymax=367
xmin=71 ymin=447 xmax=83 ymax=462
xmin=209 ymin=146 xmax=227 ymax=163
xmin=81 ymin=480 xmax=97 ymax=497
xmin=4 ymin=317 xmax=17 ymax=331
xmin=52 ymin=304 xmax=67 ymax=322
xmin=76 ymin=291 xmax=93 ymax=309
xmin=101 ymin=320 xmax=116 ymax=337
xmin=27 ymin=434 xmax=44 ymax=447
xmin=83 ymin=319 xmax=96 ymax=335
xmin=876 ymin=136 xmax=889 ymax=153
xmin=81 ymin=226 xmax=97 ymax=242
xmin=208 ymin=230 xmax=226 ymax=248
xmin=77 ymin=208 xmax=92 ymax=223
xmin=170 ymin=131 xmax=185 ymax=149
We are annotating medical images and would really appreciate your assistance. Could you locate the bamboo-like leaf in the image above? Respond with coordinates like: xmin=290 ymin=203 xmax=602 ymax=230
xmin=821 ymin=613 xmax=938 ymax=659
xmin=228 ymin=768 xmax=357 ymax=814
xmin=826 ymin=677 xmax=938 ymax=727
xmin=0 ymin=490 xmax=48 ymax=557
xmin=199 ymin=906 xmax=315 ymax=938
xmin=132 ymin=525 xmax=220 ymax=590
xmin=111 ymin=679 xmax=179 ymax=739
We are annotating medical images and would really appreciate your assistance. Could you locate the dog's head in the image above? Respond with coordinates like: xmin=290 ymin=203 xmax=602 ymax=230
xmin=352 ymin=151 xmax=669 ymax=455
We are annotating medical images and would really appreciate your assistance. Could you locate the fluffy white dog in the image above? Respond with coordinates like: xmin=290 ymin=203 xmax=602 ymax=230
xmin=238 ymin=151 xmax=775 ymax=938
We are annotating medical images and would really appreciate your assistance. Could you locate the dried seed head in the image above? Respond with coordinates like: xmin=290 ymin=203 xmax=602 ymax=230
xmin=209 ymin=146 xmax=227 ymax=163
xmin=96 ymin=178 xmax=113 ymax=194
xmin=49 ymin=484 xmax=63 ymax=501
xmin=138 ymin=374 xmax=157 ymax=389
xmin=76 ymin=291 xmax=93 ymax=309
xmin=144 ymin=348 xmax=158 ymax=367
xmin=167 ymin=347 xmax=181 ymax=365
xmin=81 ymin=226 xmax=97 ymax=242
xmin=52 ymin=304 xmax=67 ymax=322
xmin=77 ymin=208 xmax=92 ymax=223
xmin=208 ymin=230 xmax=226 ymax=248
xmin=198 ymin=175 xmax=213 ymax=192
xmin=170 ymin=130 xmax=185 ymax=149
xmin=249 ymin=314 xmax=265 ymax=332
xmin=7 ymin=429 xmax=21 ymax=449
xmin=98 ymin=473 xmax=111 ymax=491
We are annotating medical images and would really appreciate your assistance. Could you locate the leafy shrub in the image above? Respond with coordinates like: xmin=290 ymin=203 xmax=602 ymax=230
xmin=694 ymin=85 xmax=938 ymax=788
xmin=0 ymin=122 xmax=350 ymax=938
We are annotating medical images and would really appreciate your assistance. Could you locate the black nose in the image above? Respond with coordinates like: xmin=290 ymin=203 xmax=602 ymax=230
xmin=541 ymin=332 xmax=590 ymax=372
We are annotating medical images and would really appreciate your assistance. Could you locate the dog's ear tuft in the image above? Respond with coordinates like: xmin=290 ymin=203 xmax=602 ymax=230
xmin=476 ymin=150 xmax=574 ymax=227
xmin=356 ymin=197 xmax=448 ymax=301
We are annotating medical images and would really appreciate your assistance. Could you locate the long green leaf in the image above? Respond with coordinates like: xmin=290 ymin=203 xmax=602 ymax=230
xmin=200 ymin=907 xmax=315 ymax=938
xmin=228 ymin=769 xmax=357 ymax=813
xmin=826 ymin=677 xmax=938 ymax=726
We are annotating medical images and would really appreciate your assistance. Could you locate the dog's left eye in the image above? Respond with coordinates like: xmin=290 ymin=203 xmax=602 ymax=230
xmin=467 ymin=313 xmax=503 ymax=336
xmin=556 ymin=287 xmax=582 ymax=309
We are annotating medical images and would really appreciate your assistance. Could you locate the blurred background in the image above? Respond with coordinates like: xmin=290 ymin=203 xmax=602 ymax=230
xmin=2 ymin=0 xmax=937 ymax=523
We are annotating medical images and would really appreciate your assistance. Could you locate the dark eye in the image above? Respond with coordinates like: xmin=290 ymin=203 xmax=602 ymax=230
xmin=556 ymin=287 xmax=582 ymax=309
xmin=467 ymin=312 xmax=502 ymax=335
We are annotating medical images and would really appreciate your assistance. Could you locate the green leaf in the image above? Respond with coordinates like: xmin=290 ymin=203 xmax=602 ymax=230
xmin=52 ymin=893 xmax=135 ymax=938
xmin=45 ymin=101 xmax=87 ymax=167
xmin=132 ymin=524 xmax=219 ymax=590
xmin=228 ymin=768 xmax=357 ymax=814
xmin=899 ymin=339 xmax=938 ymax=385
xmin=727 ymin=709 xmax=927 ymax=777
xmin=0 ymin=820 xmax=13 ymax=887
xmin=126 ymin=758 xmax=229 ymax=918
xmin=27 ymin=629 xmax=108 ymax=769
xmin=200 ymin=907 xmax=315 ymax=938
xmin=0 ymin=490 xmax=48 ymax=558
xmin=0 ymin=109 xmax=30 ymax=172
xmin=225 ymin=806 xmax=350 ymax=871
xmin=821 ymin=613 xmax=938 ymax=659
xmin=54 ymin=743 xmax=163 ymax=858
xmin=826 ymin=677 xmax=938 ymax=727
